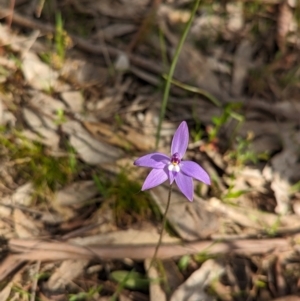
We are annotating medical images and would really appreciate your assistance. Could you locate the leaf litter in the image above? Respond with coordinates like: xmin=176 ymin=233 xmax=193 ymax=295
xmin=0 ymin=0 xmax=299 ymax=300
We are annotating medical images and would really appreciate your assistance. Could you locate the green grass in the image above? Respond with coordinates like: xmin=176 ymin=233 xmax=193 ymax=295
xmin=93 ymin=169 xmax=157 ymax=227
xmin=0 ymin=128 xmax=76 ymax=192
xmin=68 ymin=285 xmax=103 ymax=301
xmin=156 ymin=0 xmax=201 ymax=148
xmin=39 ymin=11 xmax=72 ymax=70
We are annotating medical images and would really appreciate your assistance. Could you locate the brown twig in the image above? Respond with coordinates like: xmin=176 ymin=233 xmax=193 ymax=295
xmin=0 ymin=237 xmax=291 ymax=282
xmin=8 ymin=237 xmax=293 ymax=261
xmin=0 ymin=236 xmax=291 ymax=282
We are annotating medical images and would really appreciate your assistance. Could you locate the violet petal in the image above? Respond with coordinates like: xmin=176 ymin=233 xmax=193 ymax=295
xmin=175 ymin=172 xmax=194 ymax=201
xmin=181 ymin=161 xmax=211 ymax=185
xmin=171 ymin=121 xmax=189 ymax=158
xmin=168 ymin=169 xmax=176 ymax=184
xmin=134 ymin=152 xmax=169 ymax=169
xmin=142 ymin=168 xmax=168 ymax=190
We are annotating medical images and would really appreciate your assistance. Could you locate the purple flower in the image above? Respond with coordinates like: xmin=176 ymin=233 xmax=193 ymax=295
xmin=134 ymin=121 xmax=211 ymax=201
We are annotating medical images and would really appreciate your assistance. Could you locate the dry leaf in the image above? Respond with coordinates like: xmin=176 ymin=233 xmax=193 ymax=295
xmin=13 ymin=209 xmax=41 ymax=238
xmin=271 ymin=173 xmax=291 ymax=215
xmin=61 ymin=58 xmax=108 ymax=87
xmin=171 ymin=259 xmax=224 ymax=301
xmin=0 ymin=99 xmax=16 ymax=126
xmin=70 ymin=227 xmax=180 ymax=246
xmin=29 ymin=91 xmax=66 ymax=114
xmin=163 ymin=260 xmax=184 ymax=295
xmin=54 ymin=181 xmax=98 ymax=207
xmin=62 ymin=120 xmax=124 ymax=164
xmin=114 ymin=52 xmax=130 ymax=71
xmin=46 ymin=259 xmax=89 ymax=291
xmin=12 ymin=182 xmax=33 ymax=207
xmin=145 ymin=258 xmax=167 ymax=301
xmin=0 ymin=281 xmax=13 ymax=301
xmin=83 ymin=121 xmax=155 ymax=151
xmin=209 ymin=197 xmax=300 ymax=232
xmin=61 ymin=91 xmax=83 ymax=113
xmin=22 ymin=108 xmax=60 ymax=149
xmin=52 ymin=181 xmax=99 ymax=220
xmin=150 ymin=185 xmax=219 ymax=241
xmin=22 ymin=52 xmax=59 ymax=91
xmin=83 ymin=121 xmax=132 ymax=149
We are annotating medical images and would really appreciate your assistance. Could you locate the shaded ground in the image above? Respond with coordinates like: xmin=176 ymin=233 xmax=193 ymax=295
xmin=0 ymin=0 xmax=299 ymax=300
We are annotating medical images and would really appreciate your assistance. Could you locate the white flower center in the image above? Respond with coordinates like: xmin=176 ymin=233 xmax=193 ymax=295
xmin=168 ymin=162 xmax=180 ymax=172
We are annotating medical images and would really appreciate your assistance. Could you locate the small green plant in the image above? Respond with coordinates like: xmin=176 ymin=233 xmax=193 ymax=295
xmin=67 ymin=144 xmax=78 ymax=174
xmin=0 ymin=129 xmax=76 ymax=191
xmin=55 ymin=12 xmax=67 ymax=63
xmin=225 ymin=133 xmax=269 ymax=166
xmin=190 ymin=124 xmax=204 ymax=143
xmin=40 ymin=11 xmax=72 ymax=69
xmin=93 ymin=169 xmax=156 ymax=226
xmin=290 ymin=180 xmax=300 ymax=194
xmin=223 ymin=187 xmax=249 ymax=200
xmin=191 ymin=105 xmax=205 ymax=142
xmin=264 ymin=217 xmax=281 ymax=237
xmin=254 ymin=279 xmax=267 ymax=289
xmin=194 ymin=251 xmax=218 ymax=264
xmin=208 ymin=102 xmax=244 ymax=143
xmin=68 ymin=285 xmax=103 ymax=301
xmin=54 ymin=108 xmax=67 ymax=125
xmin=178 ymin=255 xmax=191 ymax=272
xmin=110 ymin=270 xmax=149 ymax=292
xmin=12 ymin=285 xmax=30 ymax=299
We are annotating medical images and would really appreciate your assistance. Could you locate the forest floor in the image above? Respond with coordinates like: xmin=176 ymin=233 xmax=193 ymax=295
xmin=0 ymin=0 xmax=300 ymax=300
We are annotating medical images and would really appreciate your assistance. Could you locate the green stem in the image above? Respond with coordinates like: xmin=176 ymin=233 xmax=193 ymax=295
xmin=148 ymin=184 xmax=173 ymax=270
xmin=155 ymin=0 xmax=201 ymax=148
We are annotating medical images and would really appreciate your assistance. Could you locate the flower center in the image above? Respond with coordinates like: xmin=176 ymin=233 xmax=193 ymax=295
xmin=168 ymin=153 xmax=181 ymax=172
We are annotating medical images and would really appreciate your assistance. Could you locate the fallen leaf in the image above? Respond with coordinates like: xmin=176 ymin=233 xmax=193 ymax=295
xmin=62 ymin=120 xmax=124 ymax=165
xmin=61 ymin=58 xmax=108 ymax=87
xmin=150 ymin=185 xmax=219 ymax=241
xmin=60 ymin=90 xmax=83 ymax=113
xmin=52 ymin=180 xmax=99 ymax=220
xmin=171 ymin=259 xmax=224 ymax=301
xmin=271 ymin=173 xmax=291 ymax=215
xmin=145 ymin=258 xmax=167 ymax=301
xmin=22 ymin=108 xmax=60 ymax=149
xmin=22 ymin=52 xmax=59 ymax=91
xmin=54 ymin=181 xmax=98 ymax=207
xmin=114 ymin=52 xmax=130 ymax=71
xmin=13 ymin=209 xmax=41 ymax=238
xmin=46 ymin=259 xmax=89 ymax=291
xmin=0 ymin=99 xmax=16 ymax=126
xmin=12 ymin=182 xmax=33 ymax=207
xmin=70 ymin=227 xmax=180 ymax=246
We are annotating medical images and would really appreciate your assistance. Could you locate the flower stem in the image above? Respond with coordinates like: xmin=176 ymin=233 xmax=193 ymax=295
xmin=148 ymin=184 xmax=173 ymax=271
